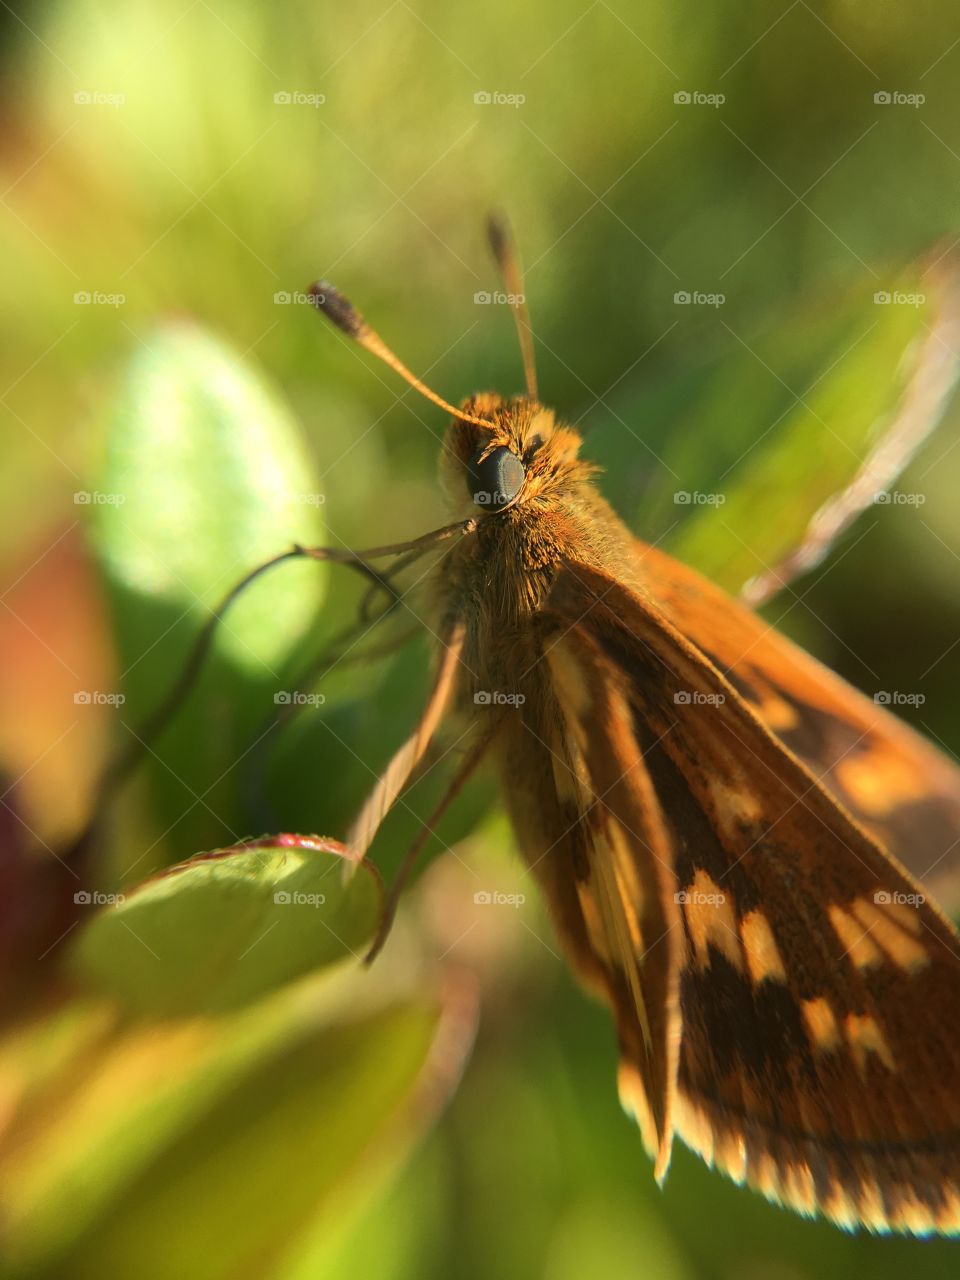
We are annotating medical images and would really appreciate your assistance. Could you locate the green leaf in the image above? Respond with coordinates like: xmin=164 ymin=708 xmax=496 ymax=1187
xmin=71 ymin=836 xmax=380 ymax=1016
xmin=0 ymin=966 xmax=474 ymax=1280
xmin=600 ymin=268 xmax=960 ymax=597
xmin=90 ymin=323 xmax=326 ymax=859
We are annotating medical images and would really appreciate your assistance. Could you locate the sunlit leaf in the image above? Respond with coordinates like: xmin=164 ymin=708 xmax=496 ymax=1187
xmin=89 ymin=323 xmax=326 ymax=859
xmin=71 ymin=836 xmax=379 ymax=1016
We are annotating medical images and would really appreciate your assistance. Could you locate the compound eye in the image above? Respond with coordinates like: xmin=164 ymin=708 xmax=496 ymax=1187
xmin=466 ymin=446 xmax=526 ymax=509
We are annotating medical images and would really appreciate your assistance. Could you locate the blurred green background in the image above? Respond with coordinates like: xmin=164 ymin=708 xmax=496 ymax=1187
xmin=2 ymin=1 xmax=960 ymax=1277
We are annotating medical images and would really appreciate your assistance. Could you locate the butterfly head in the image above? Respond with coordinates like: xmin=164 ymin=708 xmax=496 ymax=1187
xmin=307 ymin=270 xmax=593 ymax=521
xmin=444 ymin=393 xmax=590 ymax=517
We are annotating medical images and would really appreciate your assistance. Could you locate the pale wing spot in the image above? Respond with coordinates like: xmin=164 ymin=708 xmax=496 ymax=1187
xmin=849 ymin=897 xmax=930 ymax=973
xmin=884 ymin=898 xmax=924 ymax=936
xmin=753 ymin=1152 xmax=781 ymax=1207
xmin=781 ymin=1162 xmax=816 ymax=1217
xmin=550 ymin=731 xmax=591 ymax=808
xmin=715 ymin=1130 xmax=748 ymax=1185
xmin=740 ymin=910 xmax=787 ymax=985
xmin=844 ymin=1012 xmax=896 ymax=1076
xmin=828 ymin=904 xmax=883 ymax=970
xmin=682 ymin=870 xmax=742 ymax=972
xmin=896 ymin=1188 xmax=939 ymax=1236
xmin=856 ymin=1180 xmax=887 ymax=1232
xmin=821 ymin=1184 xmax=858 ymax=1232
xmin=937 ymin=1186 xmax=960 ymax=1234
xmin=576 ymin=878 xmax=614 ymax=968
xmin=617 ymin=1061 xmax=658 ymax=1163
xmin=674 ymin=1090 xmax=716 ymax=1167
xmin=546 ymin=644 xmax=592 ymax=717
xmin=599 ymin=826 xmax=645 ymax=952
xmin=551 ymin=753 xmax=580 ymax=806
xmin=800 ymin=996 xmax=840 ymax=1053
xmin=755 ymin=690 xmax=799 ymax=733
xmin=705 ymin=777 xmax=763 ymax=838
xmin=834 ymin=752 xmax=921 ymax=819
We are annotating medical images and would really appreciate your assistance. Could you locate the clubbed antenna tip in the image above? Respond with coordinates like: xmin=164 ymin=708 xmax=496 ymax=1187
xmin=306 ymin=276 xmax=500 ymax=432
xmin=486 ymin=211 xmax=510 ymax=262
xmin=307 ymin=280 xmax=364 ymax=339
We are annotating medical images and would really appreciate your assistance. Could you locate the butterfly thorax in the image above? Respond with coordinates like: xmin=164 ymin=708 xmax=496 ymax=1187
xmin=434 ymin=392 xmax=638 ymax=708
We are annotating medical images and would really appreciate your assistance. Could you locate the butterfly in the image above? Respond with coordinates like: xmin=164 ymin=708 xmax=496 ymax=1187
xmin=306 ymin=217 xmax=960 ymax=1236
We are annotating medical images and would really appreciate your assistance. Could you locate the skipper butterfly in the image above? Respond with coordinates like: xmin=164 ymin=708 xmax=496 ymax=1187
xmin=303 ymin=219 xmax=960 ymax=1236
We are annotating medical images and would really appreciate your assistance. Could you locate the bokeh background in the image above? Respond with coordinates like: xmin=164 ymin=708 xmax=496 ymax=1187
xmin=2 ymin=2 xmax=960 ymax=1278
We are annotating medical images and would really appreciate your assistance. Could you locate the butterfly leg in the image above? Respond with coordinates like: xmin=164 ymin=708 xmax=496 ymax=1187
xmin=365 ymin=725 xmax=495 ymax=962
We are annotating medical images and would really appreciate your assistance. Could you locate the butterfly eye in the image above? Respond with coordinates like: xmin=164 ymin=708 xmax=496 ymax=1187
xmin=467 ymin=446 xmax=526 ymax=509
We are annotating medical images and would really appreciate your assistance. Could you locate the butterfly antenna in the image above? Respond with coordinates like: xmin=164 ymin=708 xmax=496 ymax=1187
xmin=485 ymin=212 xmax=538 ymax=400
xmin=308 ymin=282 xmax=499 ymax=431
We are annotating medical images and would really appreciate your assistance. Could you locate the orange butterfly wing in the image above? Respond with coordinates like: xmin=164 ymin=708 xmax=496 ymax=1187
xmin=635 ymin=539 xmax=960 ymax=913
xmin=494 ymin=645 xmax=682 ymax=1173
xmin=535 ymin=559 xmax=960 ymax=1234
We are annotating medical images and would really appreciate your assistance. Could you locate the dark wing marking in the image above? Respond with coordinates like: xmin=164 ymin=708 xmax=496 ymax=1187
xmin=542 ymin=560 xmax=960 ymax=1234
xmin=636 ymin=539 xmax=960 ymax=914
xmin=494 ymin=659 xmax=682 ymax=1174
